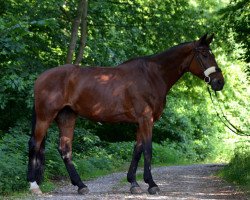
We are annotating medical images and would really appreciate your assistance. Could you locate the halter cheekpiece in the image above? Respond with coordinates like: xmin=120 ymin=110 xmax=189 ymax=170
xmin=193 ymin=47 xmax=221 ymax=83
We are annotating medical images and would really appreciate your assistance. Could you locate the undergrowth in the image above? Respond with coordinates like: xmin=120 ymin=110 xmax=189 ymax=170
xmin=219 ymin=140 xmax=250 ymax=191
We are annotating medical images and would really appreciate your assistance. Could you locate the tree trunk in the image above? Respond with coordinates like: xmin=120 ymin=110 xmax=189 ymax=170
xmin=74 ymin=0 xmax=88 ymax=65
xmin=66 ymin=0 xmax=85 ymax=64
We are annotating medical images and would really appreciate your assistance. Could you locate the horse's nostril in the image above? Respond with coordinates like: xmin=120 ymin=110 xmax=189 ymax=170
xmin=217 ymin=79 xmax=224 ymax=86
xmin=211 ymin=78 xmax=224 ymax=91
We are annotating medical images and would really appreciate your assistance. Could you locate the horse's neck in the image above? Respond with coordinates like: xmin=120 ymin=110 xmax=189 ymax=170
xmin=150 ymin=45 xmax=191 ymax=91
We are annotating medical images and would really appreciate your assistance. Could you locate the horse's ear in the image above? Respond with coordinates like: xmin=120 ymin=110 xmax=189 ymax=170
xmin=197 ymin=33 xmax=208 ymax=46
xmin=206 ymin=33 xmax=214 ymax=45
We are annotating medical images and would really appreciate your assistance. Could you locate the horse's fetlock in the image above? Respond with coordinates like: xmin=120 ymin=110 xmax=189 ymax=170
xmin=127 ymin=175 xmax=133 ymax=183
xmin=144 ymin=174 xmax=153 ymax=184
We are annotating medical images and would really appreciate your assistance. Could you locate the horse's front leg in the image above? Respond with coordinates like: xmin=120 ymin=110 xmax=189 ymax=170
xmin=127 ymin=138 xmax=143 ymax=194
xmin=127 ymin=116 xmax=160 ymax=195
xmin=143 ymin=136 xmax=160 ymax=194
xmin=141 ymin=117 xmax=160 ymax=195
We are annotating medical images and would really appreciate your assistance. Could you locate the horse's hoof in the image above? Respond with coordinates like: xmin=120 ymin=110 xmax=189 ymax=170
xmin=148 ymin=186 xmax=160 ymax=195
xmin=30 ymin=188 xmax=43 ymax=195
xmin=130 ymin=186 xmax=143 ymax=194
xmin=78 ymin=186 xmax=89 ymax=195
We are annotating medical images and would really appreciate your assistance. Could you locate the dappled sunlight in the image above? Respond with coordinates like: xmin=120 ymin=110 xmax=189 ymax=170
xmin=94 ymin=73 xmax=118 ymax=85
xmin=92 ymin=103 xmax=103 ymax=116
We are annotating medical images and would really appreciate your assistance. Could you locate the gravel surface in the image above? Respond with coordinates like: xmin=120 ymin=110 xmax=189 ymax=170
xmin=28 ymin=164 xmax=248 ymax=200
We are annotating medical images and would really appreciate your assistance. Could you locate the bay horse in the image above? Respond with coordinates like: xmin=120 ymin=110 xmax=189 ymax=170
xmin=27 ymin=34 xmax=224 ymax=195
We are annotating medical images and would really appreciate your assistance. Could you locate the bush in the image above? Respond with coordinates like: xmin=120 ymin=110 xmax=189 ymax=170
xmin=43 ymin=128 xmax=67 ymax=179
xmin=73 ymin=126 xmax=102 ymax=154
xmin=0 ymin=133 xmax=29 ymax=194
xmin=220 ymin=140 xmax=250 ymax=189
xmin=75 ymin=156 xmax=114 ymax=180
xmin=106 ymin=142 xmax=134 ymax=162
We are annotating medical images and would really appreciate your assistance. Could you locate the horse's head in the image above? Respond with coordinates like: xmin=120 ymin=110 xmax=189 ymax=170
xmin=188 ymin=34 xmax=224 ymax=91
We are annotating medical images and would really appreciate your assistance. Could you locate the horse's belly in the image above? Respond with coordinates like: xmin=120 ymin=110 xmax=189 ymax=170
xmin=77 ymin=108 xmax=136 ymax=123
xmin=72 ymin=99 xmax=136 ymax=123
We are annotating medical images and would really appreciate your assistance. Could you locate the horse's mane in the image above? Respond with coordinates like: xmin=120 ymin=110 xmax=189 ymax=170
xmin=148 ymin=42 xmax=191 ymax=59
xmin=119 ymin=41 xmax=192 ymax=66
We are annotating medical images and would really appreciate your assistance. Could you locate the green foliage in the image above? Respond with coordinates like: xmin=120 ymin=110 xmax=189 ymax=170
xmin=218 ymin=0 xmax=250 ymax=63
xmin=211 ymin=58 xmax=250 ymax=137
xmin=0 ymin=133 xmax=29 ymax=194
xmin=85 ymin=0 xmax=217 ymax=66
xmin=73 ymin=126 xmax=102 ymax=153
xmin=152 ymin=141 xmax=187 ymax=165
xmin=220 ymin=140 xmax=250 ymax=189
xmin=106 ymin=142 xmax=134 ymax=162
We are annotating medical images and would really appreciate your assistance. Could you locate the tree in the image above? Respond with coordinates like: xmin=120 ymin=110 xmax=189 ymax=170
xmin=219 ymin=0 xmax=250 ymax=69
xmin=66 ymin=0 xmax=88 ymax=64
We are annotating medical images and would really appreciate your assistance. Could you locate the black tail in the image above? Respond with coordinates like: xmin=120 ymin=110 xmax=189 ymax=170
xmin=27 ymin=106 xmax=45 ymax=184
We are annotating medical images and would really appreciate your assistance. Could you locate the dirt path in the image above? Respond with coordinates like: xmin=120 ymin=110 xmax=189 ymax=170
xmin=36 ymin=164 xmax=248 ymax=200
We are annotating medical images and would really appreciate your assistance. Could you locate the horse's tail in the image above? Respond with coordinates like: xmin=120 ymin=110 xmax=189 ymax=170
xmin=27 ymin=105 xmax=45 ymax=184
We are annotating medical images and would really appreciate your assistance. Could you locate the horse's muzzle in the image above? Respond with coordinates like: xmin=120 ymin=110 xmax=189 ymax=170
xmin=211 ymin=78 xmax=224 ymax=91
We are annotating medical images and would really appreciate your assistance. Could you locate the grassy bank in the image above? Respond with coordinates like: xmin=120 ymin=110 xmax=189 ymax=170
xmin=219 ymin=140 xmax=250 ymax=192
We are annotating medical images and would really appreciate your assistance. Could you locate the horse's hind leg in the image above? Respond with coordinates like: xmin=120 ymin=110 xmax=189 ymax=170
xmin=27 ymin=116 xmax=51 ymax=195
xmin=140 ymin=118 xmax=160 ymax=195
xmin=56 ymin=107 xmax=89 ymax=194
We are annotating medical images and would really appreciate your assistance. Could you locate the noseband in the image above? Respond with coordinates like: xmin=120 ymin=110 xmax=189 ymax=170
xmin=192 ymin=47 xmax=221 ymax=83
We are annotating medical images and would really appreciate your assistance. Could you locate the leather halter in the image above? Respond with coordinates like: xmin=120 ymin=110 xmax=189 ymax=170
xmin=191 ymin=47 xmax=221 ymax=83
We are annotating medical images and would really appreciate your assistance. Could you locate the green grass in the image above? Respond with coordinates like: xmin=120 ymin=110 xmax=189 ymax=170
xmin=218 ymin=141 xmax=250 ymax=193
xmin=40 ymin=181 xmax=57 ymax=193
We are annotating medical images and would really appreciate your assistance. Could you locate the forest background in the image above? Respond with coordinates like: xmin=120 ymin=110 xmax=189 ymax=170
xmin=0 ymin=0 xmax=249 ymax=195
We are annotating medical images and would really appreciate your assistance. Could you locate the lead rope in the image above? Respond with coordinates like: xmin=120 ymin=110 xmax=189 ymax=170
xmin=207 ymin=86 xmax=250 ymax=136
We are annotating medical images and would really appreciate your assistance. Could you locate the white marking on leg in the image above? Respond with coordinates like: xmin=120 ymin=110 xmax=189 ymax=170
xmin=30 ymin=181 xmax=39 ymax=190
xmin=30 ymin=181 xmax=43 ymax=195
xmin=32 ymin=158 xmax=36 ymax=166
xmin=62 ymin=152 xmax=71 ymax=160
